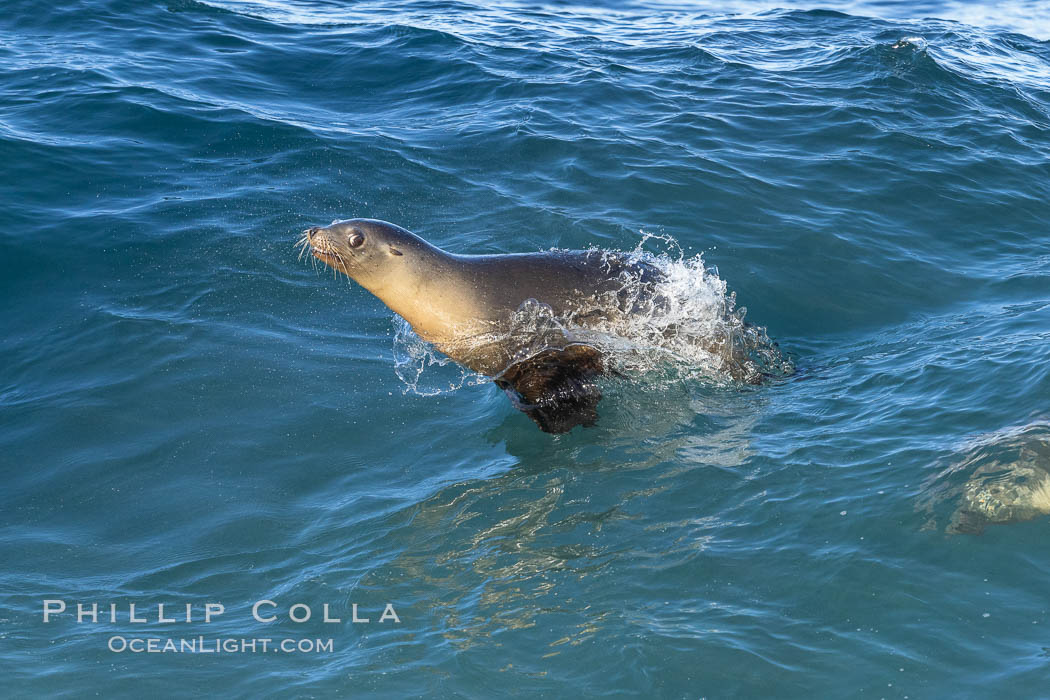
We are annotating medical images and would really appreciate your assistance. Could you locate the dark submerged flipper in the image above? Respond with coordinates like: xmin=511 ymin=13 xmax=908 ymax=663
xmin=946 ymin=509 xmax=988 ymax=535
xmin=494 ymin=344 xmax=606 ymax=434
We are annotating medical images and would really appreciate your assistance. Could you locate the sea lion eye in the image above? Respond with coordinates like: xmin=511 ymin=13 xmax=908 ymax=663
xmin=348 ymin=231 xmax=365 ymax=248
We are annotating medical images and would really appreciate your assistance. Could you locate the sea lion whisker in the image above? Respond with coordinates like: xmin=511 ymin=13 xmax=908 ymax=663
xmin=295 ymin=232 xmax=313 ymax=263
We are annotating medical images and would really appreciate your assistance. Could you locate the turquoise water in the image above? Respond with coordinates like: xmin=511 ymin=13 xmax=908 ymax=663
xmin=3 ymin=0 xmax=1050 ymax=696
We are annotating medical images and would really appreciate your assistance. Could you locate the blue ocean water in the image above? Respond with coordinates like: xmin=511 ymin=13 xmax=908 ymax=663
xmin=2 ymin=0 xmax=1050 ymax=695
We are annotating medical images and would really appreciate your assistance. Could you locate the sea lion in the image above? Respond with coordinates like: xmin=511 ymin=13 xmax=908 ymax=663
xmin=917 ymin=422 xmax=1050 ymax=534
xmin=949 ymin=462 xmax=1050 ymax=534
xmin=945 ymin=424 xmax=1050 ymax=534
xmin=299 ymin=218 xmax=747 ymax=432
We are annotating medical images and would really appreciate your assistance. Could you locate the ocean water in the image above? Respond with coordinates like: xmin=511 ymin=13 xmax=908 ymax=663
xmin=2 ymin=0 xmax=1050 ymax=696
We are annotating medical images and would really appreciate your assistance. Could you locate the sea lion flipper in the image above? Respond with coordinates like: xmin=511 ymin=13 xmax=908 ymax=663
xmin=494 ymin=344 xmax=605 ymax=434
xmin=947 ymin=509 xmax=988 ymax=535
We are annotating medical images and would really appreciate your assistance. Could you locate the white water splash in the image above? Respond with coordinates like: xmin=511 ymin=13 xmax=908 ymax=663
xmin=392 ymin=318 xmax=490 ymax=396
xmin=891 ymin=36 xmax=928 ymax=52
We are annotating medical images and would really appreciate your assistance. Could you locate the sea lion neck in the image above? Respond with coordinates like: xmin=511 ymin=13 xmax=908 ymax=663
xmin=353 ymin=240 xmax=486 ymax=343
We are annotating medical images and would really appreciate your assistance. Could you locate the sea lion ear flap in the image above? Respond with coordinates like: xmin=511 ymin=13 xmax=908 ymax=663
xmin=494 ymin=344 xmax=606 ymax=434
xmin=388 ymin=246 xmax=403 ymax=256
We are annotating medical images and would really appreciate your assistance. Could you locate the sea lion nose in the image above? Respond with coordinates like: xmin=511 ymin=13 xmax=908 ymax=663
xmin=304 ymin=226 xmax=321 ymax=241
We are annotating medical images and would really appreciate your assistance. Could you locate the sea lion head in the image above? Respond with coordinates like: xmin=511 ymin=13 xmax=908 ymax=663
xmin=299 ymin=217 xmax=466 ymax=344
xmin=301 ymin=218 xmax=422 ymax=277
xmin=300 ymin=218 xmax=453 ymax=298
